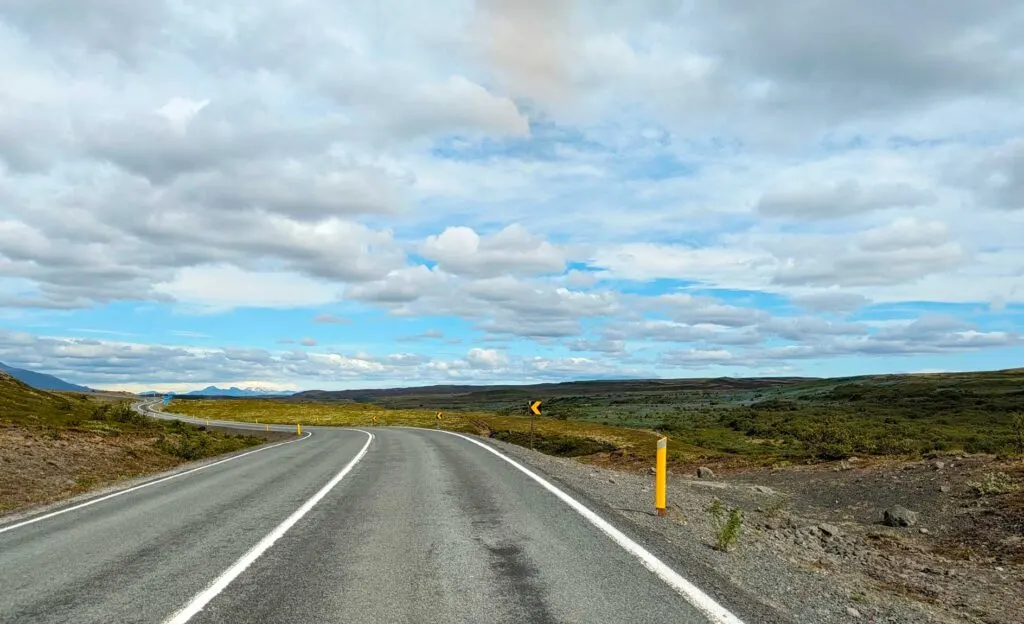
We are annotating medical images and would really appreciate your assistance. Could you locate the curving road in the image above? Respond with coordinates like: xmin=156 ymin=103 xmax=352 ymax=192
xmin=0 ymin=408 xmax=782 ymax=623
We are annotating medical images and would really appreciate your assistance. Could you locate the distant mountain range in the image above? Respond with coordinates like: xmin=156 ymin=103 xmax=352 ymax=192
xmin=139 ymin=386 xmax=297 ymax=397
xmin=0 ymin=361 xmax=92 ymax=392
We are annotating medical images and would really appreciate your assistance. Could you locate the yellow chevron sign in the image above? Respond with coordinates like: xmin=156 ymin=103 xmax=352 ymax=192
xmin=530 ymin=400 xmax=542 ymax=416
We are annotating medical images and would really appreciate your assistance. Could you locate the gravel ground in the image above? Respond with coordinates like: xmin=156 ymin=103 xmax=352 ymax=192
xmin=483 ymin=437 xmax=1017 ymax=624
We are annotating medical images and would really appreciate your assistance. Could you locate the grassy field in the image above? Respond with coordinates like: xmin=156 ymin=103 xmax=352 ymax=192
xmin=166 ymin=399 xmax=699 ymax=463
xmin=173 ymin=368 xmax=1024 ymax=467
xmin=0 ymin=371 xmax=265 ymax=513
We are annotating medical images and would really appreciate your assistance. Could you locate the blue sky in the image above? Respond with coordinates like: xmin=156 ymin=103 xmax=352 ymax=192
xmin=0 ymin=1 xmax=1022 ymax=392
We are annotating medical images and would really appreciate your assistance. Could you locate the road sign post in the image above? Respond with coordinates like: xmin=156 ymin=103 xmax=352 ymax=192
xmin=528 ymin=401 xmax=541 ymax=450
xmin=655 ymin=437 xmax=667 ymax=517
xmin=296 ymin=423 xmax=302 ymax=436
xmin=436 ymin=411 xmax=443 ymax=429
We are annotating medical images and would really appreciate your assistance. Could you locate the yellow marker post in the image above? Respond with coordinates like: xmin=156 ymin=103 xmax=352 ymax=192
xmin=436 ymin=411 xmax=443 ymax=429
xmin=296 ymin=423 xmax=302 ymax=436
xmin=655 ymin=437 xmax=667 ymax=516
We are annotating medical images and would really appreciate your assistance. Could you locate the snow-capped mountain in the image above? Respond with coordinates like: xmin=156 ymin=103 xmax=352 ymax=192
xmin=182 ymin=386 xmax=297 ymax=397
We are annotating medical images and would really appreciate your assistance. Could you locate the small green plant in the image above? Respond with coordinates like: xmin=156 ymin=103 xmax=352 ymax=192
xmin=968 ymin=472 xmax=1020 ymax=495
xmin=716 ymin=508 xmax=744 ymax=552
xmin=706 ymin=498 xmax=725 ymax=521
xmin=706 ymin=498 xmax=743 ymax=552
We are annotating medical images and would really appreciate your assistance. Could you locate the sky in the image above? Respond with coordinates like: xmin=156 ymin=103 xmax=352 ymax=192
xmin=0 ymin=0 xmax=1022 ymax=392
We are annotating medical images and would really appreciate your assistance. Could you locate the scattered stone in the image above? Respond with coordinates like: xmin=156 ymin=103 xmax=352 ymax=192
xmin=846 ymin=606 xmax=862 ymax=618
xmin=697 ymin=466 xmax=715 ymax=479
xmin=647 ymin=466 xmax=656 ymax=475
xmin=884 ymin=505 xmax=919 ymax=527
xmin=919 ymin=528 xmax=930 ymax=535
xmin=996 ymin=566 xmax=1005 ymax=572
xmin=751 ymin=485 xmax=775 ymax=495
xmin=848 ymin=456 xmax=861 ymax=463
xmin=608 ymin=477 xmax=617 ymax=484
xmin=934 ymin=461 xmax=946 ymax=470
xmin=939 ymin=485 xmax=951 ymax=493
xmin=819 ymin=523 xmax=842 ymax=538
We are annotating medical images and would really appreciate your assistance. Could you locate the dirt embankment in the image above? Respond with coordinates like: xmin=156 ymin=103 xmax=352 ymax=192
xmin=0 ymin=424 xmax=286 ymax=516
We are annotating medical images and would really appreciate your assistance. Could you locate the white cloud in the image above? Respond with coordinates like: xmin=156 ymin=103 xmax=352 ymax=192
xmin=466 ymin=347 xmax=509 ymax=369
xmin=156 ymin=97 xmax=210 ymax=134
xmin=154 ymin=265 xmax=340 ymax=311
xmin=421 ymin=224 xmax=566 ymax=277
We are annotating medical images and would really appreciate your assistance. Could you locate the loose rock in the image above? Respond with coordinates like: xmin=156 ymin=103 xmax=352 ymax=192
xmin=846 ymin=606 xmax=862 ymax=618
xmin=751 ymin=485 xmax=775 ymax=495
xmin=884 ymin=505 xmax=919 ymax=527
xmin=697 ymin=466 xmax=715 ymax=479
xmin=939 ymin=485 xmax=951 ymax=493
xmin=647 ymin=466 xmax=656 ymax=475
xmin=934 ymin=461 xmax=946 ymax=470
xmin=819 ymin=523 xmax=842 ymax=538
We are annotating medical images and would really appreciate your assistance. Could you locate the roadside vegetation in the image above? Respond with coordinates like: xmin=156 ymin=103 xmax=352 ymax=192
xmin=173 ymin=368 xmax=1024 ymax=469
xmin=0 ymin=371 xmax=264 ymax=514
xmin=169 ymin=398 xmax=666 ymax=460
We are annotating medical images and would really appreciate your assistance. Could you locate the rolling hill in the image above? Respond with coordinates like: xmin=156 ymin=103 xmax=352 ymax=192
xmin=0 ymin=362 xmax=91 ymax=393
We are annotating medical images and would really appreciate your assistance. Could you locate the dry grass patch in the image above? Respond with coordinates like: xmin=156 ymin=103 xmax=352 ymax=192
xmin=169 ymin=399 xmax=668 ymax=461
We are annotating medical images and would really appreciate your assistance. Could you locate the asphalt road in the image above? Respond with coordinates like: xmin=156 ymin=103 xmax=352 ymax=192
xmin=0 ymin=411 xmax=766 ymax=623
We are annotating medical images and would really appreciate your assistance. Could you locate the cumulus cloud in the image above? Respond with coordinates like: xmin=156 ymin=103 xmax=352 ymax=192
xmin=421 ymin=224 xmax=566 ymax=277
xmin=772 ymin=219 xmax=966 ymax=288
xmin=155 ymin=265 xmax=340 ymax=311
xmin=466 ymin=347 xmax=509 ymax=369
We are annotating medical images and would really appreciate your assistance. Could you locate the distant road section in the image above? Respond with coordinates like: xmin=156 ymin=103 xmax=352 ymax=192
xmin=0 ymin=408 xmax=760 ymax=623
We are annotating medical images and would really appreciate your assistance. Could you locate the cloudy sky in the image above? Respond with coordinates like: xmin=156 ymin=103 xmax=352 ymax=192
xmin=1 ymin=0 xmax=1022 ymax=392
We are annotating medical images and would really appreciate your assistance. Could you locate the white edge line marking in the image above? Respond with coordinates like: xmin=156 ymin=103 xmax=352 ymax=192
xmin=427 ymin=428 xmax=745 ymax=624
xmin=0 ymin=431 xmax=312 ymax=536
xmin=163 ymin=429 xmax=374 ymax=624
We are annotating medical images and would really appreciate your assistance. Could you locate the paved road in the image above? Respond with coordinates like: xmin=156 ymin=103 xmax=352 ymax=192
xmin=0 ymin=410 xmax=770 ymax=623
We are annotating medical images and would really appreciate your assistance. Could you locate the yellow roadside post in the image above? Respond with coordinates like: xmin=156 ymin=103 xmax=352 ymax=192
xmin=296 ymin=423 xmax=302 ymax=436
xmin=372 ymin=414 xmax=378 ymax=426
xmin=655 ymin=437 xmax=668 ymax=517
xmin=436 ymin=411 xmax=443 ymax=430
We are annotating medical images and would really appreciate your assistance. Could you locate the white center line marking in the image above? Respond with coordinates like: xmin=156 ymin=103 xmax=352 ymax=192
xmin=163 ymin=429 xmax=374 ymax=624
xmin=426 ymin=428 xmax=745 ymax=624
xmin=0 ymin=432 xmax=312 ymax=536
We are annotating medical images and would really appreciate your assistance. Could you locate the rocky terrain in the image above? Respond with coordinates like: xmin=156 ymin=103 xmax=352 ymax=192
xmin=490 ymin=438 xmax=1023 ymax=624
